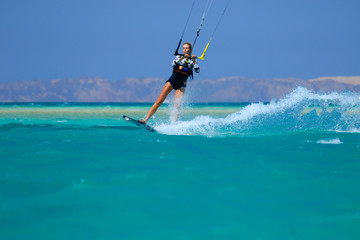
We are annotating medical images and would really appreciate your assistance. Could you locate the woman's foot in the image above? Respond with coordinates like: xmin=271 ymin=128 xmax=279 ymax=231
xmin=138 ymin=119 xmax=147 ymax=124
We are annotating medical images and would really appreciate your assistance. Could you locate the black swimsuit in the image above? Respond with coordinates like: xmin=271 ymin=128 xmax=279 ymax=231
xmin=167 ymin=55 xmax=199 ymax=90
xmin=166 ymin=72 xmax=189 ymax=90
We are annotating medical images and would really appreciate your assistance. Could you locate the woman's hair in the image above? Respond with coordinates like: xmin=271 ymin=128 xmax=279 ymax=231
xmin=183 ymin=42 xmax=193 ymax=51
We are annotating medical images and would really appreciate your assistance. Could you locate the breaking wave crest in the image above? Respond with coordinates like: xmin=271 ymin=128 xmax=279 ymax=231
xmin=155 ymin=87 xmax=360 ymax=136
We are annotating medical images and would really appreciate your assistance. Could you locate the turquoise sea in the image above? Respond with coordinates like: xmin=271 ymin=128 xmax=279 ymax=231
xmin=1 ymin=87 xmax=360 ymax=239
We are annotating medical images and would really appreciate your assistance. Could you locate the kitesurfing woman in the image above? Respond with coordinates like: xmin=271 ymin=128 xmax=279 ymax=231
xmin=140 ymin=42 xmax=200 ymax=123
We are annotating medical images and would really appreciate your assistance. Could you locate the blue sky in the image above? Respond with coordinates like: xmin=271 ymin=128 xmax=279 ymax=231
xmin=0 ymin=0 xmax=359 ymax=83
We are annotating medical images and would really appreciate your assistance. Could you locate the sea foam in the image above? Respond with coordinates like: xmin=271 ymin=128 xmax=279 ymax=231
xmin=316 ymin=138 xmax=343 ymax=145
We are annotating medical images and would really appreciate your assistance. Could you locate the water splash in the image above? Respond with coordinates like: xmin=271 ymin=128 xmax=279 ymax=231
xmin=155 ymin=87 xmax=360 ymax=136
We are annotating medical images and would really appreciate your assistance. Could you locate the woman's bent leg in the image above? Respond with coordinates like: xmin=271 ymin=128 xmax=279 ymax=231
xmin=142 ymin=82 xmax=173 ymax=123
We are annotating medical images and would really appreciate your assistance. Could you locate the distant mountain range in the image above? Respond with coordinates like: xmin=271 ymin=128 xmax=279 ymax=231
xmin=1 ymin=76 xmax=359 ymax=102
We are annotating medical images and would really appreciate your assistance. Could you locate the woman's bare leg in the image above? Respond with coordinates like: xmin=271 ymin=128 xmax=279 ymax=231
xmin=173 ymin=87 xmax=185 ymax=122
xmin=141 ymin=82 xmax=173 ymax=123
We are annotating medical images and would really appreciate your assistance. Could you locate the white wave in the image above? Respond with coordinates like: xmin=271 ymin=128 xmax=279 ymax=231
xmin=316 ymin=138 xmax=343 ymax=145
xmin=54 ymin=120 xmax=68 ymax=123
